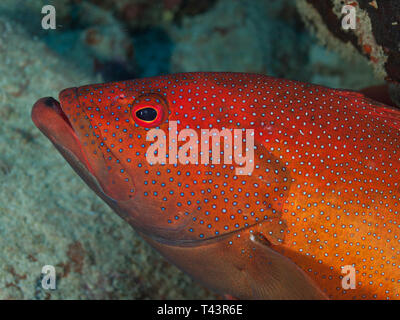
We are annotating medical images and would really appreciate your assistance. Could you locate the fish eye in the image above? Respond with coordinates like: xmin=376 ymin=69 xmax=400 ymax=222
xmin=130 ymin=93 xmax=168 ymax=128
xmin=135 ymin=107 xmax=158 ymax=122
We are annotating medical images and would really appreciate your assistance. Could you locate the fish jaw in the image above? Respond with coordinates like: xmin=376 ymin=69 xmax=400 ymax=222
xmin=31 ymin=96 xmax=94 ymax=175
xmin=31 ymin=96 xmax=114 ymax=204
xmin=31 ymin=93 xmax=134 ymax=205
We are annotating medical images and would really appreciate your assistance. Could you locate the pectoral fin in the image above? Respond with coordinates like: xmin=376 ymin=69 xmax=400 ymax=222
xmin=142 ymin=226 xmax=327 ymax=300
xmin=241 ymin=229 xmax=327 ymax=299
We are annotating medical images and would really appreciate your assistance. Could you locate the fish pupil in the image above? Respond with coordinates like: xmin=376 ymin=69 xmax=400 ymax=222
xmin=136 ymin=107 xmax=157 ymax=121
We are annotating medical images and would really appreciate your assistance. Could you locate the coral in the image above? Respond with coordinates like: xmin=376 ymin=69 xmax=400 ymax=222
xmin=168 ymin=0 xmax=380 ymax=89
xmin=296 ymin=0 xmax=400 ymax=105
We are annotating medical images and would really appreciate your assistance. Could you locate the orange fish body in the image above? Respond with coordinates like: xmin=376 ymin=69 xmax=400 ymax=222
xmin=32 ymin=72 xmax=400 ymax=299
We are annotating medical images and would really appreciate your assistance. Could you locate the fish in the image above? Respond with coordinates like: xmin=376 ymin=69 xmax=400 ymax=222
xmin=31 ymin=72 xmax=400 ymax=300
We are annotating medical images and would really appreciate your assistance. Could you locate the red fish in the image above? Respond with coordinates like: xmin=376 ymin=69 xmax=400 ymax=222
xmin=32 ymin=72 xmax=400 ymax=299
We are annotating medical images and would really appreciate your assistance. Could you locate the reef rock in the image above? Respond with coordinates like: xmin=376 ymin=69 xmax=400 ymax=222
xmin=0 ymin=14 xmax=214 ymax=299
xmin=296 ymin=0 xmax=400 ymax=106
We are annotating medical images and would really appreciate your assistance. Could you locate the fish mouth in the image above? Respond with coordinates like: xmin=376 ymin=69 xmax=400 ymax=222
xmin=31 ymin=95 xmax=94 ymax=174
xmin=31 ymin=95 xmax=112 ymax=200
xmin=32 ymin=91 xmax=133 ymax=204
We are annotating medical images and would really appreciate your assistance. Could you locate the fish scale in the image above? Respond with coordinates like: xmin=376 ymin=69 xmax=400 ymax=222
xmin=32 ymin=72 xmax=400 ymax=299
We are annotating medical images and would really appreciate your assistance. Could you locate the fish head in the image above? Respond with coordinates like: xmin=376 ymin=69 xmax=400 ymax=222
xmin=32 ymin=73 xmax=290 ymax=245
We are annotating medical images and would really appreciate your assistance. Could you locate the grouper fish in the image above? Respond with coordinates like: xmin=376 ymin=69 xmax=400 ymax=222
xmin=31 ymin=72 xmax=400 ymax=299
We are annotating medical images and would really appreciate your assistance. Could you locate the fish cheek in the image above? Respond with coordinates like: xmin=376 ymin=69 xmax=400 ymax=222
xmin=69 ymin=113 xmax=135 ymax=202
xmin=114 ymin=189 xmax=195 ymax=242
xmin=97 ymin=146 xmax=136 ymax=201
xmin=59 ymin=87 xmax=136 ymax=202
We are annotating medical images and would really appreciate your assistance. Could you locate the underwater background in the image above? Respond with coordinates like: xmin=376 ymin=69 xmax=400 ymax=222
xmin=0 ymin=0 xmax=386 ymax=299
